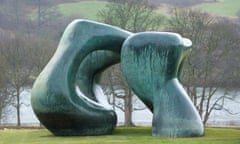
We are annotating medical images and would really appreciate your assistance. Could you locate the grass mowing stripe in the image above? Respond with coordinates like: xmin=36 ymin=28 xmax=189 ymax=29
xmin=0 ymin=127 xmax=239 ymax=144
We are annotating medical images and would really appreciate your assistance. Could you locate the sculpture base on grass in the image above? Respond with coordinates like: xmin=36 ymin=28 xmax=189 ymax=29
xmin=31 ymin=19 xmax=204 ymax=137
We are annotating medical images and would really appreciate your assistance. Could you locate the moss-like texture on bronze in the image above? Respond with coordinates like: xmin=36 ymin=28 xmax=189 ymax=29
xmin=121 ymin=32 xmax=204 ymax=137
xmin=32 ymin=20 xmax=204 ymax=137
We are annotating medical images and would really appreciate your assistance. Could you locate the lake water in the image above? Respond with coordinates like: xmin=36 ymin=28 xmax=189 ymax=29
xmin=1 ymin=88 xmax=240 ymax=127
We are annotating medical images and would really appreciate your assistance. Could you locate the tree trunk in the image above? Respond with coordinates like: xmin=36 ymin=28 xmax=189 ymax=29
xmin=124 ymin=89 xmax=133 ymax=126
xmin=0 ymin=109 xmax=2 ymax=123
xmin=16 ymin=87 xmax=21 ymax=127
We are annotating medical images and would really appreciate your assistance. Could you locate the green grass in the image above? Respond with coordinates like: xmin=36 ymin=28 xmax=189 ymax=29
xmin=0 ymin=127 xmax=240 ymax=144
xmin=56 ymin=1 xmax=168 ymax=26
xmin=30 ymin=0 xmax=240 ymax=23
xmin=56 ymin=1 xmax=108 ymax=21
xmin=195 ymin=0 xmax=240 ymax=17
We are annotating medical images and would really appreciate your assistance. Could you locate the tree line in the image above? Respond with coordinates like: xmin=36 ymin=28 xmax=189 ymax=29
xmin=0 ymin=0 xmax=70 ymax=125
xmin=99 ymin=0 xmax=240 ymax=126
xmin=0 ymin=0 xmax=240 ymax=127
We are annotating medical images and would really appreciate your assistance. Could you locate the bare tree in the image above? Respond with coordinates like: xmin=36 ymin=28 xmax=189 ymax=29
xmin=104 ymin=65 xmax=133 ymax=126
xmin=28 ymin=36 xmax=56 ymax=75
xmin=168 ymin=8 xmax=240 ymax=125
xmin=0 ymin=50 xmax=13 ymax=122
xmin=37 ymin=0 xmax=62 ymax=28
xmin=102 ymin=64 xmax=145 ymax=126
xmin=98 ymin=0 xmax=165 ymax=32
xmin=98 ymin=0 xmax=164 ymax=127
xmin=0 ymin=85 xmax=14 ymax=123
xmin=0 ymin=32 xmax=43 ymax=126
xmin=0 ymin=0 xmax=64 ymax=126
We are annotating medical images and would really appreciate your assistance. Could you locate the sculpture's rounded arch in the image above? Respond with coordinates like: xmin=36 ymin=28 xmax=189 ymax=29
xmin=31 ymin=20 xmax=204 ymax=137
xmin=31 ymin=20 xmax=132 ymax=136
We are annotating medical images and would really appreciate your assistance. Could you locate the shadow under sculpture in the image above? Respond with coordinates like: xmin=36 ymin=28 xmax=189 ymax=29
xmin=31 ymin=19 xmax=204 ymax=137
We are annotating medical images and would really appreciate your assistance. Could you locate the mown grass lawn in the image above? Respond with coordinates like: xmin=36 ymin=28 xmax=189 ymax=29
xmin=195 ymin=0 xmax=240 ymax=17
xmin=56 ymin=1 xmax=108 ymax=21
xmin=0 ymin=127 xmax=239 ymax=144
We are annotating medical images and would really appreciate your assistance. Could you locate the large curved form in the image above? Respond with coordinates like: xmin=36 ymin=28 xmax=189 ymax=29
xmin=121 ymin=32 xmax=204 ymax=137
xmin=32 ymin=19 xmax=204 ymax=138
xmin=31 ymin=20 xmax=131 ymax=136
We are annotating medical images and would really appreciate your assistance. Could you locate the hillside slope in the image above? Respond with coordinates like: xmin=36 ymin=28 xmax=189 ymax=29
xmin=195 ymin=0 xmax=240 ymax=17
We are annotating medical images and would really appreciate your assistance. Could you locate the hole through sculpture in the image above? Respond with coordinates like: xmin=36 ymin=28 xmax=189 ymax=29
xmin=31 ymin=19 xmax=204 ymax=137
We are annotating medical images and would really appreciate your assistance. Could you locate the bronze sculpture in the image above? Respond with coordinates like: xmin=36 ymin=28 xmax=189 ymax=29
xmin=31 ymin=19 xmax=204 ymax=137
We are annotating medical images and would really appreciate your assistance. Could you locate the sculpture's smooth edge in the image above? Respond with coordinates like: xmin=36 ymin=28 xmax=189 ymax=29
xmin=31 ymin=19 xmax=205 ymax=137
xmin=31 ymin=19 xmax=131 ymax=136
xmin=121 ymin=32 xmax=204 ymax=137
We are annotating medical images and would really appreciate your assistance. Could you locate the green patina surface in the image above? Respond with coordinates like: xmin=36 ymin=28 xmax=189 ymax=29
xmin=31 ymin=20 xmax=131 ymax=136
xmin=121 ymin=32 xmax=204 ymax=137
xmin=31 ymin=20 xmax=204 ymax=137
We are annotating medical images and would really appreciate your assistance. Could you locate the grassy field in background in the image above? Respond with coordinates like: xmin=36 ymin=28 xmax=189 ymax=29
xmin=54 ymin=0 xmax=240 ymax=24
xmin=56 ymin=1 xmax=168 ymax=26
xmin=56 ymin=1 xmax=107 ymax=21
xmin=31 ymin=0 xmax=240 ymax=22
xmin=195 ymin=0 xmax=240 ymax=17
xmin=0 ymin=127 xmax=239 ymax=144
